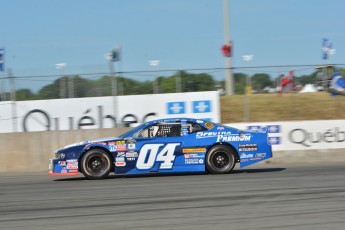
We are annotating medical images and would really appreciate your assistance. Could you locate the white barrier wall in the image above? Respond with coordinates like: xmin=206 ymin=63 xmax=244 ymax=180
xmin=0 ymin=91 xmax=220 ymax=133
xmin=227 ymin=120 xmax=345 ymax=151
xmin=0 ymin=119 xmax=344 ymax=172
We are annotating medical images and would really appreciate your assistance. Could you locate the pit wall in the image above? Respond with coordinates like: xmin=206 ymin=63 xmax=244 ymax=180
xmin=0 ymin=128 xmax=128 ymax=173
xmin=1 ymin=119 xmax=345 ymax=173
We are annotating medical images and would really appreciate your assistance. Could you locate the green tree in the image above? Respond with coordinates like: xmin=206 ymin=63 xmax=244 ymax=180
xmin=251 ymin=73 xmax=273 ymax=90
xmin=295 ymin=73 xmax=316 ymax=85
xmin=234 ymin=73 xmax=246 ymax=94
xmin=179 ymin=71 xmax=215 ymax=92
xmin=73 ymin=75 xmax=93 ymax=98
xmin=38 ymin=77 xmax=62 ymax=99
xmin=16 ymin=89 xmax=36 ymax=101
xmin=160 ymin=75 xmax=176 ymax=93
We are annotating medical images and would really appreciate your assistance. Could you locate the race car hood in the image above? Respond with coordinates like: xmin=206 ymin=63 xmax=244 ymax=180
xmin=58 ymin=137 xmax=122 ymax=151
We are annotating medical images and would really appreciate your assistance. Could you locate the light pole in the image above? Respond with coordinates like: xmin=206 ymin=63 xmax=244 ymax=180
xmin=56 ymin=63 xmax=66 ymax=98
xmin=149 ymin=60 xmax=160 ymax=94
xmin=242 ymin=55 xmax=254 ymax=122
xmin=105 ymin=52 xmax=118 ymax=127
xmin=223 ymin=0 xmax=234 ymax=95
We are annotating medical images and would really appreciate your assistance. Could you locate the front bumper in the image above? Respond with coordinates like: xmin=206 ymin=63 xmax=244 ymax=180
xmin=48 ymin=158 xmax=79 ymax=176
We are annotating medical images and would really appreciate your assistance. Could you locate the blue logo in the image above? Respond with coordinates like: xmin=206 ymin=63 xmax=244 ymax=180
xmin=268 ymin=136 xmax=281 ymax=145
xmin=247 ymin=125 xmax=280 ymax=133
xmin=267 ymin=125 xmax=280 ymax=133
xmin=166 ymin=102 xmax=186 ymax=114
xmin=192 ymin=100 xmax=211 ymax=113
xmin=247 ymin=126 xmax=261 ymax=132
xmin=247 ymin=125 xmax=281 ymax=145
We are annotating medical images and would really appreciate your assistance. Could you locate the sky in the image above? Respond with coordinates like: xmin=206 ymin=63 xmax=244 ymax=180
xmin=1 ymin=0 xmax=345 ymax=91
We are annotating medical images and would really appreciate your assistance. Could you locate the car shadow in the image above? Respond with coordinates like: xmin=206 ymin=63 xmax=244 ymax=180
xmin=231 ymin=167 xmax=286 ymax=174
xmin=53 ymin=167 xmax=286 ymax=182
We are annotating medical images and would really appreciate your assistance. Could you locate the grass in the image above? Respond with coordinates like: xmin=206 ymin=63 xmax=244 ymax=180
xmin=220 ymin=92 xmax=345 ymax=123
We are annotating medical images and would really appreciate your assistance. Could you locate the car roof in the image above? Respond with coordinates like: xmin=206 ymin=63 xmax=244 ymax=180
xmin=145 ymin=118 xmax=212 ymax=126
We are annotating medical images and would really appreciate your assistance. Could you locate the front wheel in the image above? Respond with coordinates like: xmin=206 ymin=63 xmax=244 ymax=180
xmin=206 ymin=145 xmax=236 ymax=174
xmin=81 ymin=149 xmax=112 ymax=179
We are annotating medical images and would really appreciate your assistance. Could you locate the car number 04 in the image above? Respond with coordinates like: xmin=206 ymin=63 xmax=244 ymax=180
xmin=136 ymin=143 xmax=180 ymax=170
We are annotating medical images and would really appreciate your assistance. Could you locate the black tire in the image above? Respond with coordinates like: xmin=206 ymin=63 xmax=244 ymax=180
xmin=81 ymin=149 xmax=112 ymax=179
xmin=206 ymin=145 xmax=236 ymax=174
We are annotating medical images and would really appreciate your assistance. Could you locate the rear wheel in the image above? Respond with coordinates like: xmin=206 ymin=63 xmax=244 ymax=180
xmin=206 ymin=145 xmax=236 ymax=174
xmin=81 ymin=149 xmax=112 ymax=179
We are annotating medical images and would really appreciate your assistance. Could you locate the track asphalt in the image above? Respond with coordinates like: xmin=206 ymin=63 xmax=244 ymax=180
xmin=0 ymin=163 xmax=344 ymax=230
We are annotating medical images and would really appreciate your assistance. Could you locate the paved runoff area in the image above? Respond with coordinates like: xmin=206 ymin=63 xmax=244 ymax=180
xmin=0 ymin=162 xmax=345 ymax=230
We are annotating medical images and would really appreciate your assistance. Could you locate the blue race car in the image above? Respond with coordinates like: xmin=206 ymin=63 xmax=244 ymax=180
xmin=49 ymin=118 xmax=272 ymax=179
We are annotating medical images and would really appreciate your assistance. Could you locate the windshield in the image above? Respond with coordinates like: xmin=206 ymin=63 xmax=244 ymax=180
xmin=117 ymin=123 xmax=147 ymax=138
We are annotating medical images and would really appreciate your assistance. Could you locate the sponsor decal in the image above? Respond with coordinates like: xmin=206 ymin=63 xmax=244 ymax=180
xmin=127 ymin=157 xmax=136 ymax=161
xmin=108 ymin=142 xmax=118 ymax=151
xmin=205 ymin=122 xmax=214 ymax=129
xmin=126 ymin=152 xmax=138 ymax=158
xmin=116 ymin=146 xmax=127 ymax=151
xmin=61 ymin=167 xmax=67 ymax=173
xmin=196 ymin=131 xmax=232 ymax=138
xmin=217 ymin=134 xmax=251 ymax=142
xmin=184 ymin=153 xmax=204 ymax=159
xmin=196 ymin=131 xmax=251 ymax=142
xmin=240 ymin=153 xmax=254 ymax=159
xmin=69 ymin=169 xmax=78 ymax=173
xmin=196 ymin=120 xmax=204 ymax=124
xmin=256 ymin=153 xmax=266 ymax=158
xmin=128 ymin=143 xmax=136 ymax=150
xmin=116 ymin=140 xmax=126 ymax=145
xmin=66 ymin=159 xmax=78 ymax=162
xmin=249 ymin=157 xmax=262 ymax=161
xmin=67 ymin=165 xmax=78 ymax=170
xmin=67 ymin=162 xmax=78 ymax=166
xmin=116 ymin=145 xmax=127 ymax=151
xmin=217 ymin=126 xmax=225 ymax=131
xmin=58 ymin=161 xmax=66 ymax=166
xmin=116 ymin=157 xmax=125 ymax=162
xmin=96 ymin=142 xmax=107 ymax=146
xmin=115 ymin=162 xmax=126 ymax=167
xmin=239 ymin=144 xmax=258 ymax=152
xmin=185 ymin=159 xmax=204 ymax=164
xmin=117 ymin=152 xmax=126 ymax=157
xmin=182 ymin=148 xmax=206 ymax=153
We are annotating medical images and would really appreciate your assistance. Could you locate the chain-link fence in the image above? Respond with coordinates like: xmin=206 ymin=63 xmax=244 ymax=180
xmin=1 ymin=64 xmax=345 ymax=122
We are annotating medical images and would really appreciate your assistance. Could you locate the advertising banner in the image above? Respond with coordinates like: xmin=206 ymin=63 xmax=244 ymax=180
xmin=227 ymin=120 xmax=345 ymax=151
xmin=0 ymin=91 xmax=219 ymax=133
